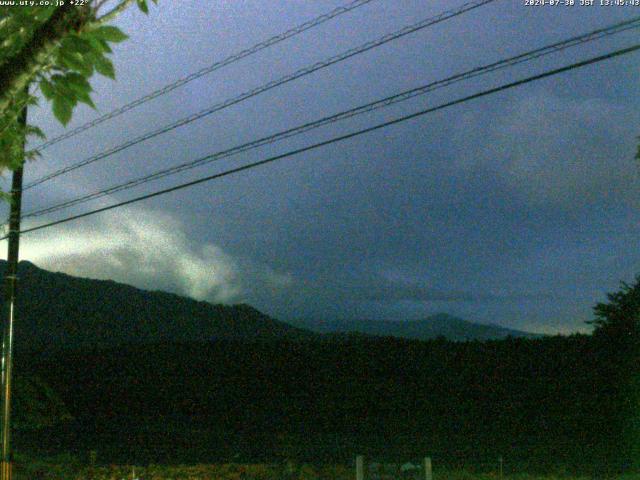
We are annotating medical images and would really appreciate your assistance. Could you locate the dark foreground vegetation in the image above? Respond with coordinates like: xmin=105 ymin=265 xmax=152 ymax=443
xmin=12 ymin=460 xmax=630 ymax=480
xmin=11 ymin=329 xmax=637 ymax=476
xmin=3 ymin=264 xmax=639 ymax=477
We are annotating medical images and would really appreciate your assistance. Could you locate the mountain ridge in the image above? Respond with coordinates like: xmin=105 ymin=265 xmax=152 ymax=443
xmin=289 ymin=313 xmax=540 ymax=341
xmin=1 ymin=260 xmax=538 ymax=348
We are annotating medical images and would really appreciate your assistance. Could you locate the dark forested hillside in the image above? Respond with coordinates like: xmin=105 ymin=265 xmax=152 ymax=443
xmin=1 ymin=261 xmax=312 ymax=349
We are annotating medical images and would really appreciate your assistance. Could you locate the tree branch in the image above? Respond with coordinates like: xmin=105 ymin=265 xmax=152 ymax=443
xmin=0 ymin=5 xmax=91 ymax=116
xmin=95 ymin=0 xmax=136 ymax=25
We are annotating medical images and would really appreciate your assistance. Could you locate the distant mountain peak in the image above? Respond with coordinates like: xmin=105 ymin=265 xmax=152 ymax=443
xmin=289 ymin=314 xmax=539 ymax=341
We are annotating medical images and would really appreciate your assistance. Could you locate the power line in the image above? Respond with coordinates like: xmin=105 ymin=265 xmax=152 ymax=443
xmin=21 ymin=16 xmax=640 ymax=219
xmin=24 ymin=0 xmax=497 ymax=190
xmin=32 ymin=0 xmax=379 ymax=152
xmin=12 ymin=43 xmax=640 ymax=238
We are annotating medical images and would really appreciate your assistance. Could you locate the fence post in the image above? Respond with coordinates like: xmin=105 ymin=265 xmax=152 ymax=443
xmin=356 ymin=455 xmax=364 ymax=480
xmin=424 ymin=457 xmax=432 ymax=480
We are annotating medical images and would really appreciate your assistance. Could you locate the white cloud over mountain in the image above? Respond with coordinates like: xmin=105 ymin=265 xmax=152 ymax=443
xmin=16 ymin=206 xmax=293 ymax=305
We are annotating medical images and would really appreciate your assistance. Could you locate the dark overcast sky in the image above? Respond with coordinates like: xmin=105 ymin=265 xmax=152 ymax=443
xmin=7 ymin=0 xmax=640 ymax=334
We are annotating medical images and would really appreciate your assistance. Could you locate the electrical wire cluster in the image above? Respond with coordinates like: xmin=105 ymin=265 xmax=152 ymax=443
xmin=9 ymin=1 xmax=640 ymax=238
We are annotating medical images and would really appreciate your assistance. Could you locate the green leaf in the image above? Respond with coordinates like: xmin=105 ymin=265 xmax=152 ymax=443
xmin=94 ymin=55 xmax=115 ymax=80
xmin=137 ymin=0 xmax=149 ymax=14
xmin=50 ymin=74 xmax=77 ymax=100
xmin=98 ymin=39 xmax=113 ymax=54
xmin=61 ymin=35 xmax=92 ymax=54
xmin=64 ymin=72 xmax=92 ymax=93
xmin=86 ymin=35 xmax=112 ymax=54
xmin=25 ymin=125 xmax=45 ymax=140
xmin=63 ymin=74 xmax=96 ymax=109
xmin=52 ymin=97 xmax=73 ymax=125
xmin=90 ymin=26 xmax=128 ymax=43
xmin=58 ymin=49 xmax=93 ymax=77
xmin=75 ymin=90 xmax=96 ymax=109
xmin=39 ymin=78 xmax=54 ymax=100
xmin=24 ymin=149 xmax=42 ymax=162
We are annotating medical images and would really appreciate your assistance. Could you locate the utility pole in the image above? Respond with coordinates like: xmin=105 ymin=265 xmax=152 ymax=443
xmin=0 ymin=95 xmax=27 ymax=480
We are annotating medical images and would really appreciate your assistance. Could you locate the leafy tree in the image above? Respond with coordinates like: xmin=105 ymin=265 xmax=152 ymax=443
xmin=589 ymin=277 xmax=640 ymax=470
xmin=0 ymin=0 xmax=157 ymax=175
xmin=0 ymin=0 xmax=157 ymax=458
xmin=590 ymin=276 xmax=640 ymax=343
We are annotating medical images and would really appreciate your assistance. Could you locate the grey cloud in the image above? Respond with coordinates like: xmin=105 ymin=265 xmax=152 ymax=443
xmin=291 ymin=271 xmax=557 ymax=304
xmin=451 ymin=92 xmax=640 ymax=209
xmin=355 ymin=282 xmax=556 ymax=303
